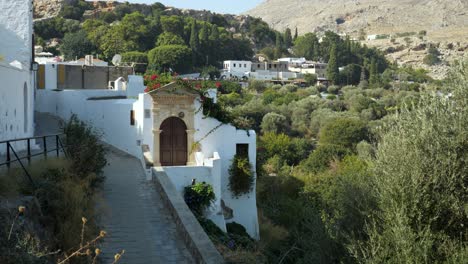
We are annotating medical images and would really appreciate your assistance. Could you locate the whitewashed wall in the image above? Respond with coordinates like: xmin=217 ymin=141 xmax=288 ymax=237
xmin=35 ymin=89 xmax=143 ymax=157
xmin=193 ymin=100 xmax=259 ymax=239
xmin=162 ymin=154 xmax=226 ymax=232
xmin=0 ymin=63 xmax=34 ymax=153
xmin=0 ymin=0 xmax=34 ymax=153
xmin=0 ymin=0 xmax=33 ymax=66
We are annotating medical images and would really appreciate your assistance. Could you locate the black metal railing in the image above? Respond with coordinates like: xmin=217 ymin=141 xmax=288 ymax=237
xmin=0 ymin=134 xmax=67 ymax=187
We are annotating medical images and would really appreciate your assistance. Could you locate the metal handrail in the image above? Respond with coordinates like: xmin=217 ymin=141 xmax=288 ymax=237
xmin=0 ymin=133 xmax=67 ymax=188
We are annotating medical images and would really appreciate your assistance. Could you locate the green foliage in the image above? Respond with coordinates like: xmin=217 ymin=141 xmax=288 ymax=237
xmin=60 ymin=0 xmax=90 ymax=20
xmin=261 ymin=112 xmax=287 ymax=134
xmin=156 ymin=32 xmax=185 ymax=46
xmin=200 ymin=65 xmax=220 ymax=80
xmin=350 ymin=61 xmax=468 ymax=263
xmin=62 ymin=115 xmax=107 ymax=186
xmin=293 ymin=33 xmax=320 ymax=60
xmin=228 ymin=155 xmax=255 ymax=197
xmin=327 ymin=44 xmax=340 ymax=84
xmin=302 ymin=144 xmax=349 ymax=173
xmin=148 ymin=44 xmax=192 ymax=73
xmin=319 ymin=118 xmax=368 ymax=149
xmin=183 ymin=182 xmax=215 ymax=216
xmin=121 ymin=51 xmax=148 ymax=73
xmin=304 ymin=73 xmax=318 ymax=86
xmin=60 ymin=30 xmax=95 ymax=60
xmin=160 ymin=15 xmax=184 ymax=35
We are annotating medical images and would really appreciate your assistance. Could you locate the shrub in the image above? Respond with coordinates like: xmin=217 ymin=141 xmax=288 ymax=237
xmin=63 ymin=115 xmax=107 ymax=187
xmin=319 ymin=118 xmax=368 ymax=149
xmin=227 ymin=222 xmax=249 ymax=237
xmin=327 ymin=85 xmax=340 ymax=94
xmin=350 ymin=61 xmax=468 ymax=263
xmin=184 ymin=182 xmax=215 ymax=216
xmin=249 ymin=80 xmax=267 ymax=92
xmin=261 ymin=112 xmax=287 ymax=134
xmin=301 ymin=144 xmax=349 ymax=173
xmin=228 ymin=155 xmax=255 ymax=197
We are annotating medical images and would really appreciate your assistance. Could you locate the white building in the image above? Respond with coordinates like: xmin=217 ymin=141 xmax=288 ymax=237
xmin=223 ymin=60 xmax=252 ymax=73
xmin=289 ymin=62 xmax=328 ymax=78
xmin=36 ymin=78 xmax=260 ymax=239
xmin=221 ymin=60 xmax=252 ymax=79
xmin=0 ymin=0 xmax=35 ymax=152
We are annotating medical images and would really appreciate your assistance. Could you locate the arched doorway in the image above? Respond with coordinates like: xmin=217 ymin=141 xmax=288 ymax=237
xmin=160 ymin=117 xmax=188 ymax=166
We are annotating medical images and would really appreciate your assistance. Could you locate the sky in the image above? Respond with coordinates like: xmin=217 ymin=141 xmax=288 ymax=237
xmin=118 ymin=0 xmax=264 ymax=14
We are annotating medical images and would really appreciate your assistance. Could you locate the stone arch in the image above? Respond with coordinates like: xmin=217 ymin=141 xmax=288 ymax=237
xmin=151 ymin=89 xmax=197 ymax=166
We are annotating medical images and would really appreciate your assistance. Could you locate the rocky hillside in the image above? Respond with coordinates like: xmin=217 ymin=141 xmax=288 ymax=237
xmin=247 ymin=0 xmax=468 ymax=42
xmin=247 ymin=0 xmax=468 ymax=78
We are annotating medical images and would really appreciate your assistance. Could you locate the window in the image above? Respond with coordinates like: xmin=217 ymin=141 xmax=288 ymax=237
xmin=274 ymin=64 xmax=277 ymax=68
xmin=244 ymin=64 xmax=247 ymax=68
xmin=236 ymin=144 xmax=249 ymax=159
xmin=268 ymin=64 xmax=272 ymax=68
xmin=144 ymin=109 xmax=151 ymax=119
xmin=130 ymin=110 xmax=135 ymax=126
xmin=233 ymin=63 xmax=236 ymax=67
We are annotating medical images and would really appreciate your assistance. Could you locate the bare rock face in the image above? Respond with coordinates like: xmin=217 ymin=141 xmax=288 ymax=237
xmin=247 ymin=0 xmax=468 ymax=42
xmin=34 ymin=0 xmax=65 ymax=20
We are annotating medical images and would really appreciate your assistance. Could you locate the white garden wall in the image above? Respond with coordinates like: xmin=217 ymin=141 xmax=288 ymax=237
xmin=35 ymin=89 xmax=142 ymax=157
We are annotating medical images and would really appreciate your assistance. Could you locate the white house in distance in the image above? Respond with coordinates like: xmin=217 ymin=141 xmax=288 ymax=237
xmin=222 ymin=60 xmax=252 ymax=79
xmin=36 ymin=77 xmax=260 ymax=239
xmin=0 ymin=0 xmax=35 ymax=153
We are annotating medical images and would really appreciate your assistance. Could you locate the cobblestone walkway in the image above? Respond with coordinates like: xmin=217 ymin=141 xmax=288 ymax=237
xmin=98 ymin=148 xmax=194 ymax=263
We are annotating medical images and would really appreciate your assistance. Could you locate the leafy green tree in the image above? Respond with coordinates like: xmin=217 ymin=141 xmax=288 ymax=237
xmin=327 ymin=44 xmax=340 ymax=85
xmin=160 ymin=15 xmax=184 ymax=35
xmin=301 ymin=144 xmax=349 ymax=173
xmin=60 ymin=30 xmax=95 ymax=60
xmin=122 ymin=51 xmax=147 ymax=73
xmin=261 ymin=113 xmax=288 ymax=134
xmin=351 ymin=61 xmax=468 ymax=263
xmin=156 ymin=32 xmax=185 ymax=46
xmin=293 ymin=33 xmax=319 ymax=60
xmin=148 ymin=44 xmax=192 ymax=73
xmin=319 ymin=118 xmax=368 ymax=149
xmin=60 ymin=0 xmax=90 ymax=20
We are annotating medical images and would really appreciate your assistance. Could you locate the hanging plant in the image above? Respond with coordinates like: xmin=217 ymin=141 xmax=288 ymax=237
xmin=228 ymin=155 xmax=255 ymax=198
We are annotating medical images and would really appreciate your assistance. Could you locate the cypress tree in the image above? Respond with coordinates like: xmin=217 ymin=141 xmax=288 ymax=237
xmin=209 ymin=24 xmax=219 ymax=42
xmin=189 ymin=21 xmax=199 ymax=51
xmin=327 ymin=44 xmax=340 ymax=85
xmin=200 ymin=22 xmax=209 ymax=45
xmin=275 ymin=32 xmax=284 ymax=59
xmin=294 ymin=27 xmax=298 ymax=41
xmin=369 ymin=58 xmax=379 ymax=85
xmin=189 ymin=20 xmax=199 ymax=67
xmin=284 ymin=28 xmax=293 ymax=48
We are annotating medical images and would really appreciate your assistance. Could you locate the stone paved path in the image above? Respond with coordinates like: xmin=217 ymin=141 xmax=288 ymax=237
xmin=32 ymin=112 xmax=194 ymax=263
xmin=98 ymin=148 xmax=194 ymax=264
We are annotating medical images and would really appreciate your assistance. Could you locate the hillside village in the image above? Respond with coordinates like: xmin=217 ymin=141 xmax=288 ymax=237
xmin=1 ymin=0 xmax=467 ymax=263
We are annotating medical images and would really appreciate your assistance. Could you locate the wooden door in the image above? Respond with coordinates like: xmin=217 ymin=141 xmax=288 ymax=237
xmin=160 ymin=117 xmax=187 ymax=166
